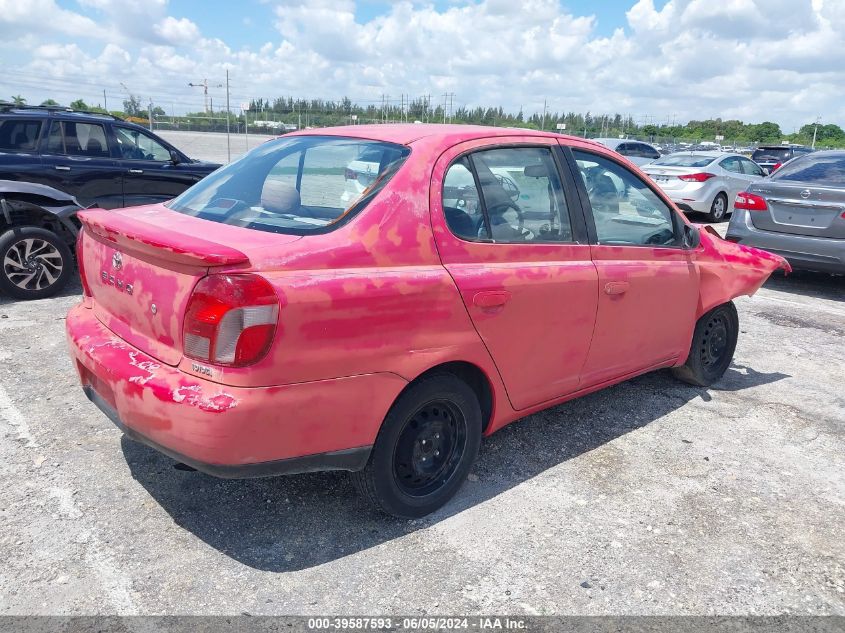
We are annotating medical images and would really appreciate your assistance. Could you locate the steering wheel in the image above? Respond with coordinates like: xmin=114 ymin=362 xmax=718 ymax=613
xmin=495 ymin=175 xmax=520 ymax=201
xmin=644 ymin=228 xmax=676 ymax=245
xmin=478 ymin=200 xmax=534 ymax=241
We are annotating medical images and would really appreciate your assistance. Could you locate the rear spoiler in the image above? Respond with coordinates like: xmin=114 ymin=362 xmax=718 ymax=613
xmin=78 ymin=209 xmax=249 ymax=267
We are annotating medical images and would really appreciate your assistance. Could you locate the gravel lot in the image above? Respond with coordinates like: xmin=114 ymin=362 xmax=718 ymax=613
xmin=0 ymin=133 xmax=843 ymax=616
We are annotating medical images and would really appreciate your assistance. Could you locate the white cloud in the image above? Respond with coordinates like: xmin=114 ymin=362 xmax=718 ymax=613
xmin=1 ymin=0 xmax=843 ymax=131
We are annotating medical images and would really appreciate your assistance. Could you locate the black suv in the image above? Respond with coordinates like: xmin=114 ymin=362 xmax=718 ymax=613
xmin=0 ymin=104 xmax=220 ymax=299
xmin=751 ymin=144 xmax=813 ymax=175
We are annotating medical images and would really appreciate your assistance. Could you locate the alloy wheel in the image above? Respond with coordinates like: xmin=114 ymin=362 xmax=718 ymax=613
xmin=3 ymin=237 xmax=64 ymax=292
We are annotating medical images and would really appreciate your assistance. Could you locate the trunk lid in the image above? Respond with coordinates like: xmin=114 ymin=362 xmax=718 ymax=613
xmin=747 ymin=182 xmax=845 ymax=238
xmin=77 ymin=204 xmax=299 ymax=365
xmin=643 ymin=165 xmax=706 ymax=191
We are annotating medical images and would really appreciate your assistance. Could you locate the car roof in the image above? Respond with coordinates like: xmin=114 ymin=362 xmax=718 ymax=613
xmin=288 ymin=123 xmax=597 ymax=148
xmin=0 ymin=106 xmax=123 ymax=124
xmin=661 ymin=151 xmax=724 ymax=158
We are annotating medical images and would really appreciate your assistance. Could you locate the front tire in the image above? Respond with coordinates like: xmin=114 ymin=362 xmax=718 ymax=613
xmin=352 ymin=374 xmax=482 ymax=518
xmin=0 ymin=226 xmax=73 ymax=300
xmin=707 ymin=192 xmax=729 ymax=223
xmin=672 ymin=302 xmax=739 ymax=387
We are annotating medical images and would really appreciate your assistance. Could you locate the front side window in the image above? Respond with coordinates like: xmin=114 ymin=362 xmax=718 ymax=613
xmin=45 ymin=121 xmax=109 ymax=157
xmin=443 ymin=147 xmax=573 ymax=243
xmin=168 ymin=136 xmax=410 ymax=234
xmin=0 ymin=119 xmax=42 ymax=152
xmin=739 ymin=158 xmax=764 ymax=176
xmin=574 ymin=150 xmax=678 ymax=247
xmin=115 ymin=127 xmax=171 ymax=161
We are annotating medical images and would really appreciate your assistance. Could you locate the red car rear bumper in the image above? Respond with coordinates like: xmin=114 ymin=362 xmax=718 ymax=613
xmin=66 ymin=303 xmax=407 ymax=476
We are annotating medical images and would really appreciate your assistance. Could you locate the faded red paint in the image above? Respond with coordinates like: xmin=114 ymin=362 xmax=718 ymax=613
xmin=67 ymin=124 xmax=788 ymax=470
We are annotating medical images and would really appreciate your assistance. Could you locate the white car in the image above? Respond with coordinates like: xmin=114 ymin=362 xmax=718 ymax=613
xmin=641 ymin=152 xmax=766 ymax=222
xmin=591 ymin=138 xmax=661 ymax=167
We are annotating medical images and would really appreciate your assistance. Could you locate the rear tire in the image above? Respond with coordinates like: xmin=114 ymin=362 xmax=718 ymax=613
xmin=672 ymin=302 xmax=739 ymax=387
xmin=707 ymin=192 xmax=729 ymax=223
xmin=351 ymin=374 xmax=482 ymax=518
xmin=0 ymin=226 xmax=73 ymax=300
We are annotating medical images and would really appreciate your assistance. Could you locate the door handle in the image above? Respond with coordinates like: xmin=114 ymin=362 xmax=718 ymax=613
xmin=473 ymin=290 xmax=511 ymax=308
xmin=604 ymin=281 xmax=630 ymax=295
xmin=128 ymin=169 xmax=144 ymax=174
xmin=54 ymin=165 xmax=70 ymax=171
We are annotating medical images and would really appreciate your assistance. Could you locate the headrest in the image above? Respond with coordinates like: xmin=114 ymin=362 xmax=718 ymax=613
xmin=261 ymin=180 xmax=301 ymax=214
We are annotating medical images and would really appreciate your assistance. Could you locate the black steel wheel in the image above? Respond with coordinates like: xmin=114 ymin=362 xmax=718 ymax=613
xmin=352 ymin=374 xmax=482 ymax=518
xmin=672 ymin=302 xmax=739 ymax=387
xmin=0 ymin=226 xmax=73 ymax=300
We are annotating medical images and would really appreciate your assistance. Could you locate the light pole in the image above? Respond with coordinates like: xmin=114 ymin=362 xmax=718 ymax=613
xmin=811 ymin=116 xmax=821 ymax=149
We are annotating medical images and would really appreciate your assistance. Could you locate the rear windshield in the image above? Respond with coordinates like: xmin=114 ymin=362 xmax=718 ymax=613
xmin=752 ymin=148 xmax=791 ymax=162
xmin=771 ymin=154 xmax=845 ymax=185
xmin=651 ymin=154 xmax=715 ymax=168
xmin=167 ymin=135 xmax=410 ymax=234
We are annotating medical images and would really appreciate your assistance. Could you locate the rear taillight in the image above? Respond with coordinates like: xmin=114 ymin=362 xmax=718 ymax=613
xmin=735 ymin=192 xmax=769 ymax=211
xmin=678 ymin=172 xmax=716 ymax=182
xmin=183 ymin=274 xmax=279 ymax=367
xmin=344 ymin=168 xmax=357 ymax=180
xmin=770 ymin=162 xmax=782 ymax=172
xmin=76 ymin=228 xmax=92 ymax=297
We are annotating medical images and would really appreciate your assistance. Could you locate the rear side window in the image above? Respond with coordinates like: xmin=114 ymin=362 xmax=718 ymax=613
xmin=168 ymin=136 xmax=410 ymax=234
xmin=442 ymin=147 xmax=573 ymax=244
xmin=771 ymin=154 xmax=845 ymax=185
xmin=0 ymin=119 xmax=42 ymax=151
xmin=46 ymin=121 xmax=109 ymax=157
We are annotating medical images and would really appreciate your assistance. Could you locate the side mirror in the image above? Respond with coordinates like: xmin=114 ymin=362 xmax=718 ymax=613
xmin=762 ymin=167 xmax=771 ymax=176
xmin=683 ymin=224 xmax=701 ymax=249
xmin=169 ymin=149 xmax=181 ymax=165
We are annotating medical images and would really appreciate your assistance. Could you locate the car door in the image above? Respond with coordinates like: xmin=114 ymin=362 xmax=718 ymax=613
xmin=38 ymin=119 xmax=124 ymax=208
xmin=718 ymin=156 xmax=747 ymax=204
xmin=431 ymin=138 xmax=598 ymax=411
xmin=738 ymin=156 xmax=765 ymax=188
xmin=114 ymin=125 xmax=202 ymax=206
xmin=566 ymin=145 xmax=698 ymax=386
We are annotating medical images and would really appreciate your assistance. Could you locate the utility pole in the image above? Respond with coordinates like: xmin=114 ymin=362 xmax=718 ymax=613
xmin=103 ymin=89 xmax=108 ymax=112
xmin=541 ymin=98 xmax=547 ymax=131
xmin=225 ymin=70 xmax=230 ymax=163
xmin=812 ymin=116 xmax=821 ymax=149
xmin=148 ymin=98 xmax=153 ymax=131
xmin=443 ymin=93 xmax=448 ymax=124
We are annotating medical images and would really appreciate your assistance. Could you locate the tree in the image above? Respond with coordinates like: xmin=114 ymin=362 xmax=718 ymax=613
xmin=748 ymin=121 xmax=782 ymax=142
xmin=70 ymin=99 xmax=89 ymax=110
xmin=10 ymin=95 xmax=26 ymax=105
xmin=40 ymin=98 xmax=60 ymax=106
xmin=152 ymin=106 xmax=166 ymax=117
xmin=123 ymin=94 xmax=142 ymax=117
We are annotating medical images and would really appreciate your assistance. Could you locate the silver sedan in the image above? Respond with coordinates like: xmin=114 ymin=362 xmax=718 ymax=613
xmin=642 ymin=152 xmax=765 ymax=222
xmin=726 ymin=150 xmax=845 ymax=274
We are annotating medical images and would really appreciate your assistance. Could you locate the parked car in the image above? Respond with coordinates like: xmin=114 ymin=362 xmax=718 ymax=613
xmin=751 ymin=144 xmax=813 ymax=175
xmin=66 ymin=125 xmax=788 ymax=518
xmin=591 ymin=138 xmax=661 ymax=166
xmin=641 ymin=152 xmax=765 ymax=222
xmin=0 ymin=103 xmax=221 ymax=299
xmin=726 ymin=150 xmax=845 ymax=274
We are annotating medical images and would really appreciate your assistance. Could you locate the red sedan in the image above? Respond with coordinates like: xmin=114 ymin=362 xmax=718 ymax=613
xmin=66 ymin=125 xmax=789 ymax=517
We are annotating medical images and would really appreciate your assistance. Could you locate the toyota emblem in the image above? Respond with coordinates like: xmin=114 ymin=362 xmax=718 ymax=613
xmin=800 ymin=189 xmax=811 ymax=199
xmin=112 ymin=252 xmax=123 ymax=270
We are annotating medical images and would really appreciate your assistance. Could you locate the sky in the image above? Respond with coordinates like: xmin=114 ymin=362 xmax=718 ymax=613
xmin=0 ymin=0 xmax=843 ymax=131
